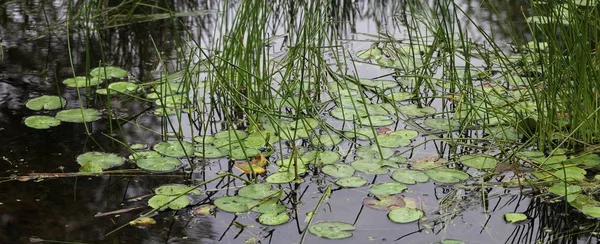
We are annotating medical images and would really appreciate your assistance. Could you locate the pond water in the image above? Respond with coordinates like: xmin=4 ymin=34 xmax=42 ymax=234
xmin=1 ymin=0 xmax=599 ymax=243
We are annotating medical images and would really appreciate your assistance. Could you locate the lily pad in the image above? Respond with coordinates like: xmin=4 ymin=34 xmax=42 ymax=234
xmin=311 ymin=134 xmax=342 ymax=147
xmin=155 ymin=184 xmax=201 ymax=196
xmin=153 ymin=141 xmax=194 ymax=158
xmin=548 ymin=183 xmax=581 ymax=198
xmin=376 ymin=130 xmax=418 ymax=148
xmin=387 ymin=207 xmax=424 ymax=223
xmin=582 ymin=206 xmax=600 ymax=218
xmin=154 ymin=95 xmax=189 ymax=107
xmin=322 ymin=164 xmax=355 ymax=178
xmin=148 ymin=195 xmax=190 ymax=210
xmin=214 ymin=196 xmax=260 ymax=213
xmin=369 ymin=182 xmax=408 ymax=196
xmin=308 ymin=221 xmax=355 ymax=239
xmin=357 ymin=47 xmax=382 ymax=59
xmin=129 ymin=151 xmax=162 ymax=162
xmin=399 ymin=104 xmax=436 ymax=117
xmin=344 ymin=127 xmax=377 ymax=140
xmin=76 ymin=152 xmax=124 ymax=171
xmin=412 ymin=156 xmax=446 ymax=170
xmin=301 ymin=151 xmax=341 ymax=165
xmin=335 ymin=176 xmax=368 ymax=188
xmin=24 ymin=115 xmax=61 ymax=129
xmin=350 ymin=159 xmax=389 ymax=175
xmin=385 ymin=92 xmax=413 ymax=102
xmin=423 ymin=118 xmax=461 ymax=131
xmin=504 ymin=213 xmax=528 ymax=223
xmin=363 ymin=195 xmax=406 ymax=210
xmin=136 ymin=157 xmax=182 ymax=172
xmin=194 ymin=145 xmax=226 ymax=159
xmin=25 ymin=95 xmax=66 ymax=110
xmin=551 ymin=167 xmax=586 ymax=181
xmin=55 ymin=108 xmax=101 ymax=123
xmin=459 ymin=154 xmax=498 ymax=170
xmin=63 ymin=76 xmax=101 ymax=88
xmin=238 ymin=184 xmax=279 ymax=200
xmin=358 ymin=79 xmax=399 ymax=90
xmin=258 ymin=212 xmax=290 ymax=226
xmin=391 ymin=169 xmax=429 ymax=184
xmin=357 ymin=115 xmax=394 ymax=127
xmin=90 ymin=66 xmax=128 ymax=79
xmin=426 ymin=168 xmax=470 ymax=183
xmin=229 ymin=147 xmax=261 ymax=160
xmin=107 ymin=81 xmax=138 ymax=93
xmin=266 ymin=172 xmax=296 ymax=184
xmin=214 ymin=130 xmax=248 ymax=140
xmin=356 ymin=145 xmax=394 ymax=159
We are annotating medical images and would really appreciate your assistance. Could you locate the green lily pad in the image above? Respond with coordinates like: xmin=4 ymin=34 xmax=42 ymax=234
xmin=301 ymin=151 xmax=341 ymax=165
xmin=369 ymin=182 xmax=408 ymax=196
xmin=358 ymin=79 xmax=399 ymax=90
xmin=391 ymin=169 xmax=429 ymax=184
xmin=437 ymin=239 xmax=466 ymax=244
xmin=107 ymin=81 xmax=138 ymax=93
xmin=90 ymin=66 xmax=128 ymax=79
xmin=568 ymin=154 xmax=600 ymax=167
xmin=376 ymin=130 xmax=419 ymax=148
xmin=504 ymin=213 xmax=528 ymax=223
xmin=582 ymin=206 xmax=600 ymax=218
xmin=193 ymin=135 xmax=216 ymax=144
xmin=388 ymin=207 xmax=424 ymax=223
xmin=289 ymin=118 xmax=319 ymax=130
xmin=335 ymin=176 xmax=368 ymax=188
xmin=129 ymin=151 xmax=162 ymax=162
xmin=265 ymin=172 xmax=296 ymax=184
xmin=193 ymin=145 xmax=226 ymax=159
xmin=25 ymin=95 xmax=66 ymax=110
xmin=238 ymin=184 xmax=279 ymax=200
xmin=399 ymin=104 xmax=436 ymax=117
xmin=357 ymin=115 xmax=394 ymax=127
xmin=308 ymin=221 xmax=355 ymax=239
xmin=148 ymin=195 xmax=190 ymax=210
xmin=344 ymin=127 xmax=377 ymax=140
xmin=412 ymin=156 xmax=445 ymax=170
xmin=422 ymin=118 xmax=461 ymax=131
xmin=130 ymin=144 xmax=147 ymax=150
xmin=76 ymin=152 xmax=124 ymax=171
xmin=154 ymin=95 xmax=189 ymax=107
xmin=155 ymin=184 xmax=201 ymax=196
xmin=136 ymin=157 xmax=182 ymax=172
xmin=459 ymin=154 xmax=498 ymax=170
xmin=153 ymin=82 xmax=185 ymax=95
xmin=322 ymin=164 xmax=355 ymax=178
xmin=252 ymin=198 xmax=286 ymax=214
xmin=551 ymin=167 xmax=586 ymax=181
xmin=356 ymin=145 xmax=394 ymax=159
xmin=153 ymin=141 xmax=194 ymax=158
xmin=229 ymin=147 xmax=261 ymax=160
xmin=548 ymin=183 xmax=581 ymax=199
xmin=385 ymin=92 xmax=413 ymax=102
xmin=311 ymin=134 xmax=342 ymax=147
xmin=55 ymin=108 xmax=101 ymax=123
xmin=63 ymin=76 xmax=101 ymax=88
xmin=363 ymin=195 xmax=406 ymax=210
xmin=258 ymin=212 xmax=290 ymax=226
xmin=426 ymin=168 xmax=470 ymax=183
xmin=24 ymin=115 xmax=61 ymax=129
xmin=357 ymin=47 xmax=382 ymax=59
xmin=214 ymin=196 xmax=260 ymax=213
xmin=351 ymin=159 xmax=389 ymax=175
xmin=275 ymin=157 xmax=308 ymax=174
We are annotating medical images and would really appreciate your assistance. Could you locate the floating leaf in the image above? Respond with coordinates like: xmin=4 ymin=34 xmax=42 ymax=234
xmin=155 ymin=184 xmax=201 ymax=196
xmin=136 ymin=157 xmax=182 ymax=172
xmin=335 ymin=176 xmax=368 ymax=188
xmin=385 ymin=92 xmax=413 ymax=102
xmin=363 ymin=195 xmax=406 ymax=210
xmin=154 ymin=95 xmax=189 ymax=107
xmin=301 ymin=151 xmax=341 ymax=165
xmin=356 ymin=145 xmax=394 ymax=159
xmin=153 ymin=141 xmax=194 ymax=158
xmin=322 ymin=164 xmax=355 ymax=178
xmin=214 ymin=130 xmax=248 ymax=140
xmin=398 ymin=104 xmax=436 ymax=117
xmin=310 ymin=134 xmax=342 ymax=147
xmin=582 ymin=206 xmax=600 ymax=218
xmin=63 ymin=76 xmax=101 ymax=88
xmin=357 ymin=115 xmax=394 ymax=126
xmin=148 ymin=195 xmax=190 ymax=210
xmin=234 ymin=162 xmax=265 ymax=175
xmin=129 ymin=151 xmax=162 ymax=162
xmin=24 ymin=115 xmax=61 ymax=129
xmin=551 ymin=167 xmax=586 ymax=181
xmin=25 ymin=95 xmax=66 ymax=110
xmin=252 ymin=199 xmax=287 ymax=214
xmin=391 ymin=169 xmax=429 ymax=184
xmin=308 ymin=221 xmax=355 ymax=240
xmin=356 ymin=47 xmax=382 ymax=59
xmin=238 ymin=184 xmax=278 ymax=200
xmin=504 ymin=213 xmax=528 ymax=223
xmin=192 ymin=205 xmax=216 ymax=216
xmin=344 ymin=127 xmax=378 ymax=140
xmin=55 ymin=108 xmax=101 ymax=123
xmin=412 ymin=156 xmax=446 ymax=170
xmin=193 ymin=145 xmax=226 ymax=159
xmin=459 ymin=154 xmax=498 ymax=170
xmin=90 ymin=66 xmax=128 ymax=79
xmin=214 ymin=196 xmax=259 ymax=213
xmin=229 ymin=147 xmax=261 ymax=160
xmin=369 ymin=182 xmax=408 ymax=196
xmin=358 ymin=79 xmax=399 ymax=90
xmin=76 ymin=152 xmax=124 ymax=171
xmin=388 ymin=207 xmax=424 ymax=223
xmin=350 ymin=159 xmax=388 ymax=175
xmin=258 ymin=212 xmax=290 ymax=226
xmin=266 ymin=172 xmax=296 ymax=184
xmin=107 ymin=81 xmax=138 ymax=93
xmin=548 ymin=183 xmax=581 ymax=200
xmin=423 ymin=118 xmax=461 ymax=131
xmin=426 ymin=168 xmax=470 ymax=183
xmin=129 ymin=217 xmax=156 ymax=228
xmin=376 ymin=130 xmax=418 ymax=148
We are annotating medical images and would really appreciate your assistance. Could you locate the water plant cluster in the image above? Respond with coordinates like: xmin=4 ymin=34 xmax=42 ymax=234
xmin=10 ymin=0 xmax=600 ymax=242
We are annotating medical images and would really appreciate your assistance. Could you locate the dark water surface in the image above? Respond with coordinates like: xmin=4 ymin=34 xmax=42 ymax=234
xmin=1 ymin=1 xmax=598 ymax=243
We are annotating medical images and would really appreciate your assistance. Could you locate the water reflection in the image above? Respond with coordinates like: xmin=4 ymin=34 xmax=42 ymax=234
xmin=1 ymin=0 xmax=597 ymax=243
